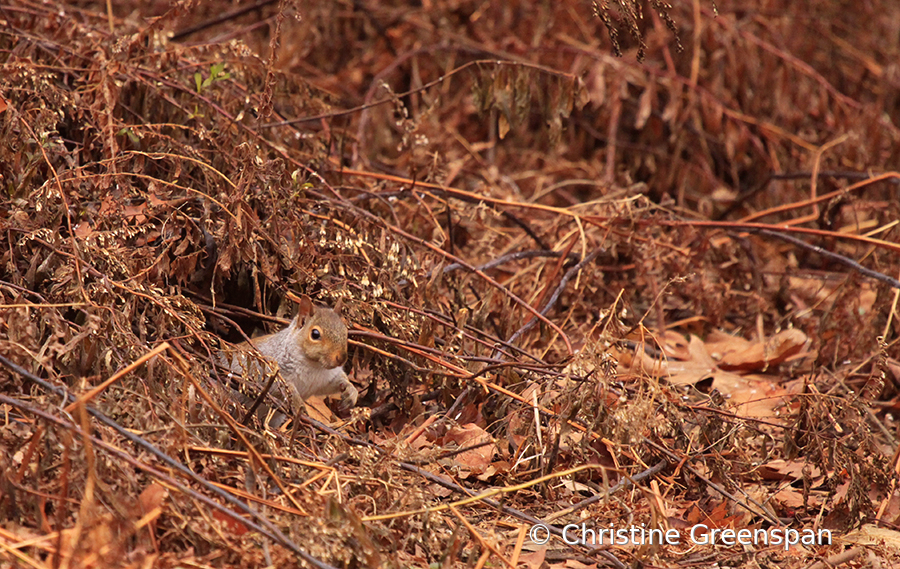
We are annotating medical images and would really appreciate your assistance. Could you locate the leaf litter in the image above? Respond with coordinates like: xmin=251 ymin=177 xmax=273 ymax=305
xmin=1 ymin=0 xmax=900 ymax=568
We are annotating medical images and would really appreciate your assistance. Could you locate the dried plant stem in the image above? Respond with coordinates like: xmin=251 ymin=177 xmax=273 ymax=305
xmin=506 ymin=249 xmax=602 ymax=348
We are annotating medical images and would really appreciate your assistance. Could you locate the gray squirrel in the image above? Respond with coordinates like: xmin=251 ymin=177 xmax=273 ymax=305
xmin=227 ymin=296 xmax=357 ymax=420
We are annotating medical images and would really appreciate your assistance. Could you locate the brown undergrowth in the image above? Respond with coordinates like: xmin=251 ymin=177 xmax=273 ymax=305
xmin=1 ymin=0 xmax=900 ymax=567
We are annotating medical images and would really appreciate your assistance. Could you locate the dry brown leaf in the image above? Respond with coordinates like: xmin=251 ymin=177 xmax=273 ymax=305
xmin=138 ymin=482 xmax=168 ymax=515
xmin=441 ymin=423 xmax=497 ymax=478
xmin=758 ymin=459 xmax=823 ymax=481
xmin=843 ymin=525 xmax=900 ymax=551
xmin=713 ymin=329 xmax=809 ymax=371
xmin=518 ymin=547 xmax=547 ymax=569
xmin=710 ymin=372 xmax=789 ymax=419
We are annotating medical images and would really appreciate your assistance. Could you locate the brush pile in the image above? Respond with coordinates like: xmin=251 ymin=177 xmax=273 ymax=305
xmin=2 ymin=0 xmax=899 ymax=567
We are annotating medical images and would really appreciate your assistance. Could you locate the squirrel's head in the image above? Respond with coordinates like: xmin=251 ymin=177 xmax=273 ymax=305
xmin=295 ymin=296 xmax=348 ymax=369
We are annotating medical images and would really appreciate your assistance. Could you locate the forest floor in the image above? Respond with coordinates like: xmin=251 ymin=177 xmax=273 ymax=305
xmin=2 ymin=0 xmax=900 ymax=567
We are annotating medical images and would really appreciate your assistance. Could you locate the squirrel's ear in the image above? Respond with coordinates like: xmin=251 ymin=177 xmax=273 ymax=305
xmin=297 ymin=295 xmax=314 ymax=321
xmin=333 ymin=298 xmax=343 ymax=316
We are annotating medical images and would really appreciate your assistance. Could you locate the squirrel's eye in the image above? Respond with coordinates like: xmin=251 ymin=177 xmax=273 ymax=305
xmin=311 ymin=328 xmax=321 ymax=340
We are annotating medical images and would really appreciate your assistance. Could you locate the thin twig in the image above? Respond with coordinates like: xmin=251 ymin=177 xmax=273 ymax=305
xmin=506 ymin=249 xmax=603 ymax=347
xmin=443 ymin=249 xmax=572 ymax=275
xmin=171 ymin=0 xmax=278 ymax=40
xmin=752 ymin=228 xmax=900 ymax=289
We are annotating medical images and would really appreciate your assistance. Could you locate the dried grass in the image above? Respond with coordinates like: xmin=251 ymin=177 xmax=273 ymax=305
xmin=2 ymin=0 xmax=900 ymax=567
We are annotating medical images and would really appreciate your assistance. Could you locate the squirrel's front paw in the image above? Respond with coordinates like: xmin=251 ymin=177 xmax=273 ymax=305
xmin=340 ymin=381 xmax=358 ymax=409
